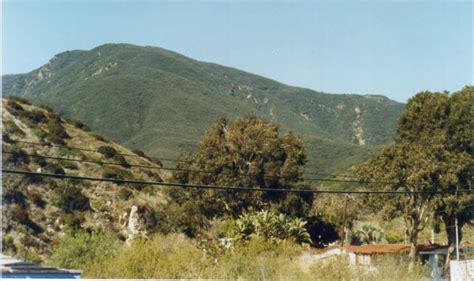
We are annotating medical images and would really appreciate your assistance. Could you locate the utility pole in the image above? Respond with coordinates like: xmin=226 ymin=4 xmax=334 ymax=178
xmin=340 ymin=195 xmax=349 ymax=247
xmin=455 ymin=218 xmax=460 ymax=261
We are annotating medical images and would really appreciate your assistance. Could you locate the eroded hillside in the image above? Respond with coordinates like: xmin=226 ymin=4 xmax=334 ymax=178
xmin=2 ymin=97 xmax=171 ymax=261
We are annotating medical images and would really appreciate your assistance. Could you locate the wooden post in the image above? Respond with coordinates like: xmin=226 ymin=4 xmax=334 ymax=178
xmin=340 ymin=195 xmax=349 ymax=247
xmin=455 ymin=218 xmax=460 ymax=261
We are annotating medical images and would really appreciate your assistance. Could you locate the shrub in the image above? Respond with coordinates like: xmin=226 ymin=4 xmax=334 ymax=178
xmin=54 ymin=185 xmax=90 ymax=213
xmin=386 ymin=230 xmax=405 ymax=243
xmin=89 ymin=132 xmax=109 ymax=142
xmin=44 ymin=162 xmax=65 ymax=175
xmin=59 ymin=160 xmax=79 ymax=170
xmin=132 ymin=149 xmax=147 ymax=158
xmin=2 ymin=133 xmax=13 ymax=143
xmin=10 ymin=205 xmax=29 ymax=224
xmin=3 ymin=146 xmax=29 ymax=165
xmin=32 ymin=153 xmax=47 ymax=167
xmin=23 ymin=110 xmax=48 ymax=123
xmin=4 ymin=120 xmax=26 ymax=137
xmin=117 ymin=188 xmax=133 ymax=201
xmin=46 ymin=120 xmax=69 ymax=143
xmin=47 ymin=111 xmax=62 ymax=123
xmin=2 ymin=236 xmax=17 ymax=255
xmin=32 ymin=127 xmax=48 ymax=140
xmin=132 ymin=149 xmax=163 ymax=167
xmin=38 ymin=104 xmax=54 ymax=112
xmin=102 ymin=166 xmax=133 ymax=180
xmin=3 ymin=189 xmax=27 ymax=207
xmin=6 ymin=96 xmax=31 ymax=105
xmin=48 ymin=231 xmax=118 ymax=270
xmin=63 ymin=214 xmax=85 ymax=233
xmin=98 ymin=146 xmax=118 ymax=158
xmin=141 ymin=186 xmax=156 ymax=196
xmin=6 ymin=99 xmax=25 ymax=111
xmin=29 ymin=191 xmax=46 ymax=208
xmin=112 ymin=154 xmax=130 ymax=168
xmin=65 ymin=118 xmax=91 ymax=131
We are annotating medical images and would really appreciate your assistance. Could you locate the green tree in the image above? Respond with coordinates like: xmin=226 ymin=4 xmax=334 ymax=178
xmin=357 ymin=86 xmax=473 ymax=269
xmin=357 ymin=143 xmax=435 ymax=267
xmin=169 ymin=116 xmax=313 ymax=233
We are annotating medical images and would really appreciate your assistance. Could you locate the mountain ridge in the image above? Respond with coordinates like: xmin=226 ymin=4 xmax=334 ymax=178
xmin=2 ymin=43 xmax=405 ymax=173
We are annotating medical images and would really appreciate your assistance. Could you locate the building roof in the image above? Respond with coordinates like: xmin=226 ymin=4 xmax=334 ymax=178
xmin=312 ymin=243 xmax=461 ymax=256
xmin=1 ymin=254 xmax=81 ymax=278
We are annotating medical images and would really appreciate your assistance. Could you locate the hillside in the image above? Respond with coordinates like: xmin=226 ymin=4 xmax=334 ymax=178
xmin=2 ymin=43 xmax=405 ymax=173
xmin=1 ymin=97 xmax=170 ymax=261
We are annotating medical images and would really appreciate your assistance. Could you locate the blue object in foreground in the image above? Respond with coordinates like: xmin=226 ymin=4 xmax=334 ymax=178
xmin=1 ymin=254 xmax=81 ymax=279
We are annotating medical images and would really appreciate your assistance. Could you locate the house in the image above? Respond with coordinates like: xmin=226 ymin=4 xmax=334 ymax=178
xmin=1 ymin=254 xmax=81 ymax=279
xmin=302 ymin=242 xmax=474 ymax=279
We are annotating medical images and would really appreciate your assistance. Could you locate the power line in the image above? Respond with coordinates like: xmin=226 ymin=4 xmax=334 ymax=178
xmin=2 ymin=151 xmax=397 ymax=184
xmin=8 ymin=140 xmax=358 ymax=179
xmin=3 ymin=169 xmax=474 ymax=195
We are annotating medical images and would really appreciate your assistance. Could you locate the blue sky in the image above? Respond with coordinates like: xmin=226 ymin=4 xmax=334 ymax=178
xmin=2 ymin=0 xmax=472 ymax=102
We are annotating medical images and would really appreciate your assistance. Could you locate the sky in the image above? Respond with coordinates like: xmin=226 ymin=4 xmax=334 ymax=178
xmin=2 ymin=0 xmax=472 ymax=102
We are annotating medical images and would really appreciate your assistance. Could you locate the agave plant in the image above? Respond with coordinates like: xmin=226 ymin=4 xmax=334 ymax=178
xmin=353 ymin=223 xmax=386 ymax=245
xmin=232 ymin=210 xmax=311 ymax=244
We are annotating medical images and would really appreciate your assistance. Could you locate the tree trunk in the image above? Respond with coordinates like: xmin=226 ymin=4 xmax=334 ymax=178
xmin=442 ymin=214 xmax=464 ymax=278
xmin=408 ymin=228 xmax=418 ymax=271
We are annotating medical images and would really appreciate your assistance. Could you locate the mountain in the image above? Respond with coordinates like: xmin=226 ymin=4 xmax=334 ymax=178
xmin=2 ymin=43 xmax=405 ymax=173
xmin=2 ymin=97 xmax=169 ymax=260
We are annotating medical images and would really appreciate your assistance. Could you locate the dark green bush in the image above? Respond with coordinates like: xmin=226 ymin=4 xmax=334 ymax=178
xmin=150 ymin=158 xmax=163 ymax=167
xmin=2 ymin=236 xmax=17 ymax=255
xmin=112 ymin=154 xmax=130 ymax=168
xmin=47 ymin=111 xmax=62 ymax=123
xmin=98 ymin=146 xmax=118 ymax=158
xmin=141 ymin=186 xmax=156 ymax=196
xmin=65 ymin=118 xmax=91 ymax=131
xmin=4 ymin=120 xmax=26 ymax=137
xmin=117 ymin=188 xmax=133 ymax=200
xmin=6 ymin=96 xmax=31 ymax=105
xmin=32 ymin=153 xmax=47 ymax=167
xmin=29 ymin=191 xmax=46 ymax=209
xmin=46 ymin=120 xmax=69 ymax=144
xmin=3 ymin=146 xmax=29 ymax=165
xmin=3 ymin=189 xmax=27 ymax=208
xmin=63 ymin=214 xmax=85 ymax=233
xmin=3 ymin=133 xmax=13 ymax=144
xmin=32 ymin=128 xmax=48 ymax=140
xmin=23 ymin=110 xmax=48 ymax=123
xmin=102 ymin=166 xmax=133 ymax=180
xmin=59 ymin=160 xmax=79 ymax=170
xmin=48 ymin=231 xmax=118 ymax=270
xmin=54 ymin=185 xmax=90 ymax=213
xmin=44 ymin=162 xmax=65 ymax=175
xmin=38 ymin=104 xmax=54 ymax=112
xmin=132 ymin=149 xmax=147 ymax=158
xmin=6 ymin=99 xmax=25 ymax=111
xmin=89 ymin=132 xmax=109 ymax=142
xmin=10 ymin=205 xmax=29 ymax=224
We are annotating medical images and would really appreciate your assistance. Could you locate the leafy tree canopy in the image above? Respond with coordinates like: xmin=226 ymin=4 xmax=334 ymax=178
xmin=169 ymin=115 xmax=313 ymax=226
xmin=356 ymin=86 xmax=473 ymax=266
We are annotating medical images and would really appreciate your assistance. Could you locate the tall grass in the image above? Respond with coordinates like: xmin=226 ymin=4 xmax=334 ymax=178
xmin=68 ymin=233 xmax=429 ymax=280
